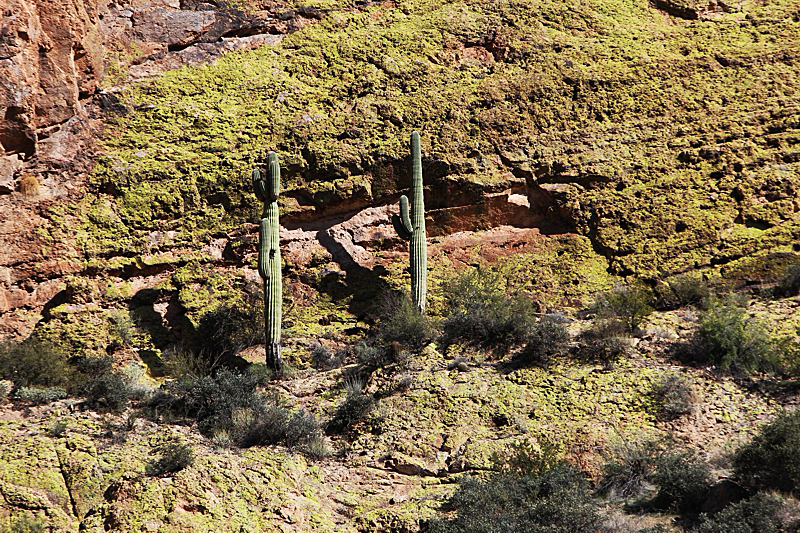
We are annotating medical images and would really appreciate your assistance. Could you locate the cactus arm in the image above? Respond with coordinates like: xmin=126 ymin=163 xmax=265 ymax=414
xmin=253 ymin=168 xmax=267 ymax=203
xmin=392 ymin=195 xmax=413 ymax=240
xmin=267 ymin=151 xmax=280 ymax=202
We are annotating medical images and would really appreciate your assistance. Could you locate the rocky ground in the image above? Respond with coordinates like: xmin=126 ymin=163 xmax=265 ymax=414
xmin=2 ymin=297 xmax=799 ymax=532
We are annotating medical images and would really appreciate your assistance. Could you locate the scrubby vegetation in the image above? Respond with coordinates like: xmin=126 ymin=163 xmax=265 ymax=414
xmin=438 ymin=268 xmax=541 ymax=356
xmin=428 ymin=465 xmax=602 ymax=533
xmin=698 ymin=493 xmax=800 ymax=533
xmin=734 ymin=410 xmax=800 ymax=496
xmin=147 ymin=368 xmax=323 ymax=451
xmin=595 ymin=282 xmax=655 ymax=335
xmin=695 ymin=296 xmax=781 ymax=375
xmin=651 ymin=372 xmax=696 ymax=420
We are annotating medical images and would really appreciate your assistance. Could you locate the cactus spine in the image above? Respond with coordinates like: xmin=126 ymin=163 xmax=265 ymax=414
xmin=391 ymin=131 xmax=428 ymax=313
xmin=253 ymin=152 xmax=282 ymax=372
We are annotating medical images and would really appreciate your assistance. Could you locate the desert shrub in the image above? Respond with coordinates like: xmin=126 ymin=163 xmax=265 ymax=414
xmin=302 ymin=435 xmax=330 ymax=460
xmin=354 ymin=340 xmax=388 ymax=368
xmin=655 ymin=275 xmax=710 ymax=310
xmin=776 ymin=263 xmax=800 ymax=297
xmin=19 ymin=174 xmax=40 ymax=197
xmin=85 ymin=373 xmax=131 ymax=412
xmin=161 ymin=344 xmax=216 ymax=379
xmin=492 ymin=438 xmax=564 ymax=478
xmin=110 ymin=311 xmax=138 ymax=348
xmin=377 ymin=292 xmax=436 ymax=354
xmin=181 ymin=369 xmax=266 ymax=436
xmin=0 ymin=379 xmax=12 ymax=403
xmin=597 ymin=439 xmax=662 ymax=500
xmin=237 ymin=404 xmax=322 ymax=448
xmin=651 ymin=372 xmax=696 ymax=419
xmin=70 ymin=356 xmax=133 ymax=412
xmin=211 ymin=429 xmax=233 ymax=449
xmin=696 ymin=297 xmax=780 ymax=375
xmin=9 ymin=515 xmax=46 ymax=533
xmin=428 ymin=465 xmax=602 ymax=533
xmin=309 ymin=343 xmax=348 ymax=370
xmin=326 ymin=389 xmax=376 ymax=434
xmin=439 ymin=269 xmax=537 ymax=355
xmin=734 ymin=409 xmax=800 ymax=495
xmin=579 ymin=335 xmax=634 ymax=365
xmin=697 ymin=492 xmax=800 ymax=533
xmin=246 ymin=363 xmax=274 ymax=385
xmin=310 ymin=342 xmax=334 ymax=369
xmin=50 ymin=420 xmax=68 ymax=437
xmin=148 ymin=369 xmax=321 ymax=450
xmin=14 ymin=386 xmax=68 ymax=405
xmin=148 ymin=442 xmax=194 ymax=476
xmin=0 ymin=337 xmax=70 ymax=388
xmin=515 ymin=320 xmax=570 ymax=367
xmin=191 ymin=300 xmax=264 ymax=362
xmin=595 ymin=282 xmax=654 ymax=334
xmin=123 ymin=364 xmax=155 ymax=401
xmin=651 ymin=451 xmax=712 ymax=513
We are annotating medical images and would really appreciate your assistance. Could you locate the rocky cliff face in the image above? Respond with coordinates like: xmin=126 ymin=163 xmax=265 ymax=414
xmin=0 ymin=0 xmax=315 ymax=178
xmin=0 ymin=0 xmax=319 ymax=336
xmin=0 ymin=0 xmax=798 ymax=351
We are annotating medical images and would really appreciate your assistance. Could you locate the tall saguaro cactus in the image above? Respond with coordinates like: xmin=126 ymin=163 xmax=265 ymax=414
xmin=392 ymin=131 xmax=428 ymax=313
xmin=253 ymin=152 xmax=282 ymax=372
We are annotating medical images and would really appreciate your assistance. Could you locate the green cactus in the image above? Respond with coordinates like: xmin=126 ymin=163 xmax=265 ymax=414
xmin=392 ymin=131 xmax=428 ymax=313
xmin=253 ymin=152 xmax=282 ymax=372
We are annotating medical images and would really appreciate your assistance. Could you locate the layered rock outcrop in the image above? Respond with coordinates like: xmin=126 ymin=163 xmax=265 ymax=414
xmin=0 ymin=0 xmax=313 ymax=181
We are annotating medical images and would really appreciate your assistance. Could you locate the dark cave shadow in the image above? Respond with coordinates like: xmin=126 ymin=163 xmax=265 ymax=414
xmin=314 ymin=229 xmax=394 ymax=327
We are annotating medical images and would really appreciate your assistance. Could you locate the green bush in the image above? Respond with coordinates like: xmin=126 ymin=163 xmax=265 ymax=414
xmin=515 ymin=320 xmax=570 ymax=367
xmin=70 ymin=356 xmax=133 ymax=412
xmin=148 ymin=369 xmax=321 ymax=450
xmin=697 ymin=297 xmax=779 ymax=375
xmin=698 ymin=492 xmax=800 ymax=533
xmin=595 ymin=282 xmax=654 ymax=334
xmin=50 ymin=420 xmax=68 ymax=437
xmin=652 ymin=372 xmax=696 ymax=419
xmin=777 ymin=263 xmax=800 ymax=297
xmin=378 ymin=292 xmax=436 ymax=354
xmin=354 ymin=340 xmax=388 ymax=368
xmin=734 ymin=409 xmax=800 ymax=495
xmin=491 ymin=438 xmax=564 ymax=478
xmin=0 ymin=337 xmax=70 ymax=388
xmin=655 ymin=275 xmax=710 ymax=310
xmin=597 ymin=439 xmax=662 ymax=500
xmin=191 ymin=300 xmax=264 ymax=362
xmin=439 ymin=269 xmax=537 ymax=355
xmin=9 ymin=515 xmax=46 ymax=533
xmin=14 ymin=386 xmax=68 ymax=405
xmin=0 ymin=379 xmax=12 ymax=403
xmin=326 ymin=390 xmax=376 ymax=434
xmin=310 ymin=342 xmax=335 ymax=369
xmin=148 ymin=442 xmax=194 ymax=476
xmin=651 ymin=451 xmax=712 ymax=513
xmin=161 ymin=343 xmax=216 ymax=379
xmin=427 ymin=465 xmax=602 ymax=533
xmin=579 ymin=335 xmax=634 ymax=365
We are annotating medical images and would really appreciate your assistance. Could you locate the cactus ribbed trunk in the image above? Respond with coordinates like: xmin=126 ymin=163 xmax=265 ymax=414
xmin=391 ymin=131 xmax=427 ymax=313
xmin=254 ymin=152 xmax=282 ymax=373
xmin=409 ymin=132 xmax=427 ymax=313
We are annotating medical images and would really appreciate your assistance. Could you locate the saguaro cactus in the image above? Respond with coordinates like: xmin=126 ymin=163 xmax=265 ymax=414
xmin=253 ymin=152 xmax=282 ymax=372
xmin=392 ymin=131 xmax=428 ymax=313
